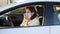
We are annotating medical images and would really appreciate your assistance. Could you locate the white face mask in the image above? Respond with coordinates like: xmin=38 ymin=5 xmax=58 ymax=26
xmin=26 ymin=13 xmax=31 ymax=18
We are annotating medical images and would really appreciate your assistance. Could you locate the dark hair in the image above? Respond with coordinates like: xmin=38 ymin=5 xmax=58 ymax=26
xmin=25 ymin=7 xmax=37 ymax=20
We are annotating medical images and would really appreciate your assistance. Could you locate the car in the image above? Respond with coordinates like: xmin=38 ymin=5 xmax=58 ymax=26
xmin=0 ymin=0 xmax=60 ymax=34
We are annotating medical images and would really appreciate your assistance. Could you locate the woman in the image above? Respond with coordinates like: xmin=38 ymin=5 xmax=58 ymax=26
xmin=20 ymin=7 xmax=40 ymax=26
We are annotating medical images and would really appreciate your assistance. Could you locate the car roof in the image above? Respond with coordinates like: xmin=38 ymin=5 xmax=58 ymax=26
xmin=15 ymin=0 xmax=60 ymax=3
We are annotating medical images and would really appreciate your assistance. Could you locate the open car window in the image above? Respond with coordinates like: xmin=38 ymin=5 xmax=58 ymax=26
xmin=0 ymin=5 xmax=45 ymax=27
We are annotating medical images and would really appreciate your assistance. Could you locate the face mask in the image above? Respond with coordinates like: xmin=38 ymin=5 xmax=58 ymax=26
xmin=26 ymin=13 xmax=31 ymax=18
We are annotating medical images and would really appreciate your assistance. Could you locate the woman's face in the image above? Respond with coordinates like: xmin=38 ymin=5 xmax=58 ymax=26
xmin=25 ymin=8 xmax=34 ymax=18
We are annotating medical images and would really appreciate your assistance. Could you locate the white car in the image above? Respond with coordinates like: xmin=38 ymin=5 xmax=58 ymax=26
xmin=0 ymin=0 xmax=60 ymax=34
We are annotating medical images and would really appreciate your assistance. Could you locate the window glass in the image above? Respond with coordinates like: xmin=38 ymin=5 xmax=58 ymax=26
xmin=53 ymin=5 xmax=60 ymax=25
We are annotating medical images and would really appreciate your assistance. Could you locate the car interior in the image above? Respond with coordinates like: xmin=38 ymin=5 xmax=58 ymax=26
xmin=0 ymin=5 xmax=44 ymax=27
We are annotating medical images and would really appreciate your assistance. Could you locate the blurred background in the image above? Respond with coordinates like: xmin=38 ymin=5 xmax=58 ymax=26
xmin=0 ymin=0 xmax=16 ymax=7
xmin=0 ymin=0 xmax=25 ymax=7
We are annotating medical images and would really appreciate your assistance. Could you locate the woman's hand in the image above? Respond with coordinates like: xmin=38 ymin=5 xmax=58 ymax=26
xmin=20 ymin=14 xmax=29 ymax=26
xmin=24 ymin=13 xmax=30 ymax=20
xmin=20 ymin=13 xmax=31 ymax=26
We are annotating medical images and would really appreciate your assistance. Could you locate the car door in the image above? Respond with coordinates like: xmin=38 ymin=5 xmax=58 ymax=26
xmin=50 ymin=3 xmax=60 ymax=34
xmin=0 ymin=2 xmax=50 ymax=34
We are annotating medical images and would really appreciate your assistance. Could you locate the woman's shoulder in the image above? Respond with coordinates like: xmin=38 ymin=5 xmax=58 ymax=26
xmin=33 ymin=17 xmax=39 ymax=21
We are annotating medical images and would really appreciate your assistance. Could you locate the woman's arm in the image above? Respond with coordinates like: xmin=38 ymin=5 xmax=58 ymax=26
xmin=20 ymin=18 xmax=28 ymax=26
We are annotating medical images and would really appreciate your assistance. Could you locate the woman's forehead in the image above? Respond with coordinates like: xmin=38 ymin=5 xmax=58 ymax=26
xmin=25 ymin=9 xmax=31 ymax=12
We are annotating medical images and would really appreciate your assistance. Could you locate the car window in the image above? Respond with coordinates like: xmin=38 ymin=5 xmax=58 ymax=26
xmin=0 ymin=5 xmax=45 ymax=27
xmin=53 ymin=5 xmax=60 ymax=25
